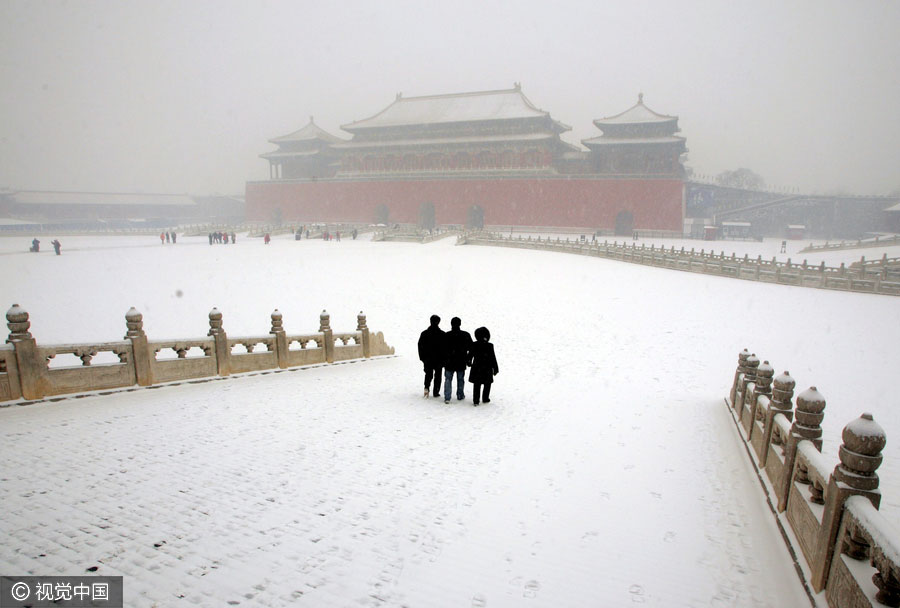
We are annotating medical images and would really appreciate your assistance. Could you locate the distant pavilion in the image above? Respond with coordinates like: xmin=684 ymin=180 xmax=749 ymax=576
xmin=247 ymin=85 xmax=686 ymax=233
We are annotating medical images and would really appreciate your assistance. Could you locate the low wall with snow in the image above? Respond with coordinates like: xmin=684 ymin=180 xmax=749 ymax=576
xmin=726 ymin=351 xmax=900 ymax=607
xmin=0 ymin=305 xmax=394 ymax=404
xmin=459 ymin=233 xmax=900 ymax=296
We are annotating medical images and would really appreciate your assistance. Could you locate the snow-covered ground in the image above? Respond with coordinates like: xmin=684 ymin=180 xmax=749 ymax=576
xmin=1 ymin=232 xmax=898 ymax=607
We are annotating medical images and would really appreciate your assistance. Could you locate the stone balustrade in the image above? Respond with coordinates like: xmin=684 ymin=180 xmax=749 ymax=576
xmin=0 ymin=304 xmax=394 ymax=404
xmin=800 ymin=235 xmax=900 ymax=254
xmin=374 ymin=227 xmax=458 ymax=244
xmin=457 ymin=232 xmax=900 ymax=296
xmin=727 ymin=350 xmax=899 ymax=606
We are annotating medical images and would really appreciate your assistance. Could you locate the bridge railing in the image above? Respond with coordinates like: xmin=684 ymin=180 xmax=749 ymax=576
xmin=0 ymin=305 xmax=394 ymax=404
xmin=457 ymin=232 xmax=900 ymax=296
xmin=726 ymin=350 xmax=899 ymax=606
xmin=801 ymin=235 xmax=900 ymax=254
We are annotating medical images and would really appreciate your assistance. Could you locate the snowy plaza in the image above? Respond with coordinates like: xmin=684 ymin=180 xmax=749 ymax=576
xmin=1 ymin=232 xmax=898 ymax=607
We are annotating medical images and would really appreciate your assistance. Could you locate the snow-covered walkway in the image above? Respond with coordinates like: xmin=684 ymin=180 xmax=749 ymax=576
xmin=2 ymin=234 xmax=898 ymax=606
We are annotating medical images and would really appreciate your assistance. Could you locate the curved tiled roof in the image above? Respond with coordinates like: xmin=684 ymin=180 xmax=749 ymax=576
xmin=269 ymin=118 xmax=345 ymax=144
xmin=593 ymin=94 xmax=677 ymax=127
xmin=342 ymin=86 xmax=570 ymax=132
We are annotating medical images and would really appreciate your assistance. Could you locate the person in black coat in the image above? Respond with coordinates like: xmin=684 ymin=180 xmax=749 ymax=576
xmin=417 ymin=315 xmax=445 ymax=398
xmin=468 ymin=326 xmax=498 ymax=406
xmin=442 ymin=317 xmax=473 ymax=403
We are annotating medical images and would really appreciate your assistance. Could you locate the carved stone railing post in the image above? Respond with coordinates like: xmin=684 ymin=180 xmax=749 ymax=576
xmin=736 ymin=353 xmax=760 ymax=416
xmin=730 ymin=348 xmax=751 ymax=407
xmin=759 ymin=370 xmax=795 ymax=467
xmin=320 ymin=309 xmax=334 ymax=363
xmin=125 ymin=307 xmax=153 ymax=386
xmin=778 ymin=386 xmax=826 ymax=511
xmin=6 ymin=304 xmax=49 ymax=400
xmin=270 ymin=309 xmax=288 ymax=369
xmin=811 ymin=413 xmax=887 ymax=592
xmin=357 ymin=311 xmax=370 ymax=358
xmin=749 ymin=360 xmax=775 ymax=437
xmin=208 ymin=307 xmax=230 ymax=376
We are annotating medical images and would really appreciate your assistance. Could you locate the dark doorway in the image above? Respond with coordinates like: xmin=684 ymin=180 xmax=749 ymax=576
xmin=615 ymin=210 xmax=634 ymax=236
xmin=467 ymin=205 xmax=484 ymax=229
xmin=374 ymin=204 xmax=390 ymax=225
xmin=418 ymin=201 xmax=436 ymax=230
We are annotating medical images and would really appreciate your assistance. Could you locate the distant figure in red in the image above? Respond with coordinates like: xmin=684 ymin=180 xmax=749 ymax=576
xmin=264 ymin=233 xmax=271 ymax=245
xmin=160 ymin=232 xmax=165 ymax=245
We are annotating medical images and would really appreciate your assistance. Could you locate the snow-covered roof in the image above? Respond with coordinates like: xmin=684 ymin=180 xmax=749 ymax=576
xmin=886 ymin=201 xmax=900 ymax=212
xmin=342 ymin=86 xmax=568 ymax=131
xmin=269 ymin=118 xmax=345 ymax=144
xmin=722 ymin=221 xmax=752 ymax=227
xmin=9 ymin=191 xmax=197 ymax=207
xmin=593 ymin=93 xmax=678 ymax=126
xmin=260 ymin=149 xmax=326 ymax=160
xmin=787 ymin=225 xmax=806 ymax=229
xmin=581 ymin=135 xmax=685 ymax=146
xmin=331 ymin=132 xmax=563 ymax=150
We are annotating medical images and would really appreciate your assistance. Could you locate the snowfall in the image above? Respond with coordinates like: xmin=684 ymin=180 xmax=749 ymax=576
xmin=1 ymin=231 xmax=898 ymax=607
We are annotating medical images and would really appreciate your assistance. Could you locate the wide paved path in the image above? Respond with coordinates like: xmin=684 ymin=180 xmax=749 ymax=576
xmin=1 ymin=355 xmax=811 ymax=607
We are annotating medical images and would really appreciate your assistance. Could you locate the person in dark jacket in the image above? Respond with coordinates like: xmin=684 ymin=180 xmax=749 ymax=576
xmin=443 ymin=317 xmax=472 ymax=403
xmin=417 ymin=314 xmax=445 ymax=398
xmin=468 ymin=326 xmax=498 ymax=406
xmin=51 ymin=239 xmax=61 ymax=255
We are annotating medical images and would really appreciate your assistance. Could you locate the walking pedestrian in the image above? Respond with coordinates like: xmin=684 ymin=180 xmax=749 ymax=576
xmin=417 ymin=315 xmax=445 ymax=398
xmin=468 ymin=326 xmax=498 ymax=406
xmin=231 ymin=232 xmax=236 ymax=244
xmin=160 ymin=232 xmax=165 ymax=245
xmin=30 ymin=238 xmax=40 ymax=252
xmin=443 ymin=317 xmax=472 ymax=403
xmin=51 ymin=239 xmax=61 ymax=255
xmin=264 ymin=233 xmax=271 ymax=245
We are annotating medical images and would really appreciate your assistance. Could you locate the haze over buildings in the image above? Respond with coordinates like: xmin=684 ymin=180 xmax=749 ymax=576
xmin=1 ymin=0 xmax=899 ymax=196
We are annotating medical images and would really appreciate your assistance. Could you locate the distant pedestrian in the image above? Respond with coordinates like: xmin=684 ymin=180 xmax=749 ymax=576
xmin=443 ymin=317 xmax=473 ymax=403
xmin=160 ymin=232 xmax=165 ymax=245
xmin=352 ymin=228 xmax=358 ymax=240
xmin=208 ymin=232 xmax=213 ymax=245
xmin=231 ymin=232 xmax=236 ymax=244
xmin=51 ymin=239 xmax=61 ymax=255
xmin=264 ymin=233 xmax=271 ymax=245
xmin=171 ymin=232 xmax=177 ymax=244
xmin=417 ymin=315 xmax=446 ymax=398
xmin=468 ymin=326 xmax=498 ymax=406
xmin=336 ymin=231 xmax=341 ymax=241
xmin=165 ymin=232 xmax=170 ymax=243
xmin=780 ymin=240 xmax=787 ymax=253
xmin=30 ymin=238 xmax=40 ymax=252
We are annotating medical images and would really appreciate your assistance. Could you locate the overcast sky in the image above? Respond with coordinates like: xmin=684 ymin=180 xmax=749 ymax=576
xmin=1 ymin=0 xmax=898 ymax=196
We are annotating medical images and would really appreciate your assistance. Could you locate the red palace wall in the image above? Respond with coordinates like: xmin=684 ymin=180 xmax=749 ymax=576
xmin=245 ymin=177 xmax=684 ymax=231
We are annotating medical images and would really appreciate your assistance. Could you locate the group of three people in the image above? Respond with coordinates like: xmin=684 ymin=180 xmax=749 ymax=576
xmin=418 ymin=315 xmax=499 ymax=406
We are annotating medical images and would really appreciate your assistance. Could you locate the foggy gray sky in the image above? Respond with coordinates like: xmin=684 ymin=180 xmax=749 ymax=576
xmin=1 ymin=0 xmax=898 ymax=196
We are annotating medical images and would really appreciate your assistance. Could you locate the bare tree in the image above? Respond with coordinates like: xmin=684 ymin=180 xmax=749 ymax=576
xmin=715 ymin=168 xmax=766 ymax=191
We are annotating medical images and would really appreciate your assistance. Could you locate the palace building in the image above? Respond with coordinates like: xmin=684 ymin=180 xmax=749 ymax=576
xmin=246 ymin=85 xmax=687 ymax=233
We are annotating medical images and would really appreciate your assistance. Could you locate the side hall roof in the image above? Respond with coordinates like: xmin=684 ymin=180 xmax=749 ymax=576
xmin=341 ymin=85 xmax=571 ymax=132
xmin=8 ymin=191 xmax=197 ymax=207
xmin=593 ymin=93 xmax=678 ymax=127
xmin=269 ymin=118 xmax=346 ymax=144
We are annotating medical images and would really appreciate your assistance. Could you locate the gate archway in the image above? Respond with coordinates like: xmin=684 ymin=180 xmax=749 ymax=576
xmin=615 ymin=210 xmax=634 ymax=236
xmin=467 ymin=205 xmax=484 ymax=229
xmin=374 ymin=204 xmax=390 ymax=225
xmin=418 ymin=201 xmax=436 ymax=230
